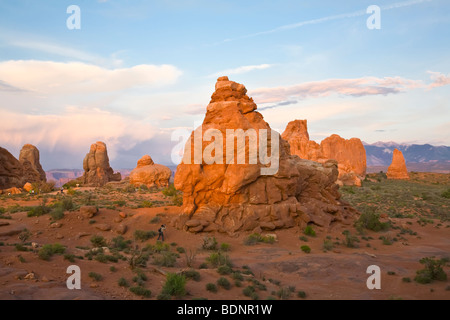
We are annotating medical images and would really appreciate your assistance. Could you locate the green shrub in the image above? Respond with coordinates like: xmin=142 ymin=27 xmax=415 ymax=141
xmin=243 ymin=286 xmax=256 ymax=297
xmin=15 ymin=244 xmax=28 ymax=252
xmin=118 ymin=277 xmax=129 ymax=287
xmin=162 ymin=184 xmax=177 ymax=197
xmin=110 ymin=236 xmax=131 ymax=251
xmin=355 ymin=209 xmax=390 ymax=233
xmin=152 ymin=251 xmax=177 ymax=267
xmin=297 ymin=291 xmax=307 ymax=299
xmin=276 ymin=287 xmax=292 ymax=300
xmin=88 ymin=272 xmax=103 ymax=281
xmin=217 ymin=265 xmax=233 ymax=275
xmin=176 ymin=247 xmax=186 ymax=254
xmin=217 ymin=277 xmax=231 ymax=290
xmin=182 ymin=269 xmax=201 ymax=282
xmin=134 ymin=230 xmax=157 ymax=241
xmin=109 ymin=266 xmax=117 ymax=272
xmin=206 ymin=252 xmax=232 ymax=267
xmin=50 ymin=207 xmax=64 ymax=220
xmin=38 ymin=243 xmax=65 ymax=260
xmin=162 ymin=273 xmax=186 ymax=297
xmin=206 ymin=283 xmax=217 ymax=293
xmin=18 ymin=229 xmax=31 ymax=243
xmin=235 ymin=280 xmax=242 ymax=287
xmin=299 ymin=236 xmax=308 ymax=242
xmin=27 ymin=205 xmax=51 ymax=217
xmin=150 ymin=216 xmax=161 ymax=224
xmin=232 ymin=272 xmax=244 ymax=281
xmin=113 ymin=200 xmax=126 ymax=207
xmin=202 ymin=236 xmax=218 ymax=250
xmin=129 ymin=286 xmax=151 ymax=298
xmin=304 ymin=225 xmax=316 ymax=237
xmin=402 ymin=277 xmax=411 ymax=283
xmin=90 ymin=235 xmax=107 ymax=248
xmin=300 ymin=245 xmax=311 ymax=253
xmin=323 ymin=240 xmax=334 ymax=251
xmin=64 ymin=254 xmax=76 ymax=262
xmin=244 ymin=233 xmax=275 ymax=245
xmin=157 ymin=293 xmax=171 ymax=300
xmin=220 ymin=243 xmax=231 ymax=251
xmin=138 ymin=201 xmax=153 ymax=208
xmin=441 ymin=188 xmax=450 ymax=199
xmin=342 ymin=230 xmax=359 ymax=248
xmin=414 ymin=257 xmax=448 ymax=284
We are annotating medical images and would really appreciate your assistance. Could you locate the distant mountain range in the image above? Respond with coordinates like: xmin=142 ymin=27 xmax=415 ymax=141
xmin=364 ymin=141 xmax=450 ymax=173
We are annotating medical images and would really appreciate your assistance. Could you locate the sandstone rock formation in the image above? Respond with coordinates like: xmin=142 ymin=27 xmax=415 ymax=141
xmin=82 ymin=142 xmax=121 ymax=187
xmin=19 ymin=144 xmax=47 ymax=183
xmin=173 ymin=77 xmax=357 ymax=234
xmin=0 ymin=147 xmax=24 ymax=190
xmin=129 ymin=155 xmax=171 ymax=188
xmin=282 ymin=120 xmax=366 ymax=186
xmin=387 ymin=148 xmax=409 ymax=179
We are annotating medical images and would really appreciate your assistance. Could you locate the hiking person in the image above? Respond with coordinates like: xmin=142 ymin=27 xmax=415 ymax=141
xmin=60 ymin=187 xmax=64 ymax=194
xmin=157 ymin=224 xmax=166 ymax=242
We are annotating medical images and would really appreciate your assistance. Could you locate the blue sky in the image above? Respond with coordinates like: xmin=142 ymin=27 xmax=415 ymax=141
xmin=0 ymin=0 xmax=449 ymax=169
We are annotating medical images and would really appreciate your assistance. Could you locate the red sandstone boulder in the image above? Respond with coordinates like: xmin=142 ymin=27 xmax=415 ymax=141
xmin=129 ymin=155 xmax=171 ymax=188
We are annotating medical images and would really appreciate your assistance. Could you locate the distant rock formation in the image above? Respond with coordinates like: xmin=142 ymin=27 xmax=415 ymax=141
xmin=387 ymin=148 xmax=409 ymax=179
xmin=0 ymin=147 xmax=24 ymax=190
xmin=82 ymin=142 xmax=121 ymax=187
xmin=19 ymin=144 xmax=47 ymax=183
xmin=282 ymin=120 xmax=366 ymax=186
xmin=129 ymin=155 xmax=171 ymax=188
xmin=173 ymin=76 xmax=357 ymax=234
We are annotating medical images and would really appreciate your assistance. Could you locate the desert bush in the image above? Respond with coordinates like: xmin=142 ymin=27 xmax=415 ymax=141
xmin=27 ymin=202 xmax=51 ymax=217
xmin=162 ymin=273 xmax=186 ymax=297
xmin=206 ymin=252 xmax=232 ymax=268
xmin=243 ymin=286 xmax=256 ymax=298
xmin=297 ymin=291 xmax=307 ymax=298
xmin=134 ymin=230 xmax=157 ymax=242
xmin=232 ymin=272 xmax=244 ymax=281
xmin=118 ymin=277 xmax=129 ymax=287
xmin=38 ymin=243 xmax=65 ymax=260
xmin=109 ymin=266 xmax=117 ymax=272
xmin=157 ymin=293 xmax=172 ymax=300
xmin=441 ymin=188 xmax=450 ymax=199
xmin=304 ymin=225 xmax=316 ymax=237
xmin=152 ymin=251 xmax=177 ymax=267
xmin=88 ymin=272 xmax=103 ymax=281
xmin=150 ymin=216 xmax=161 ymax=224
xmin=162 ymin=184 xmax=177 ymax=197
xmin=206 ymin=283 xmax=218 ymax=293
xmin=323 ymin=240 xmax=334 ymax=251
xmin=414 ymin=257 xmax=448 ymax=284
xmin=342 ymin=230 xmax=359 ymax=248
xmin=355 ymin=209 xmax=390 ymax=233
xmin=182 ymin=269 xmax=201 ymax=282
xmin=300 ymin=245 xmax=311 ymax=253
xmin=15 ymin=244 xmax=28 ymax=252
xmin=217 ymin=277 xmax=231 ymax=290
xmin=299 ymin=236 xmax=308 ymax=242
xmin=176 ymin=247 xmax=186 ymax=254
xmin=50 ymin=207 xmax=64 ymax=220
xmin=138 ymin=200 xmax=153 ymax=208
xmin=63 ymin=254 xmax=77 ymax=262
xmin=217 ymin=265 xmax=233 ymax=275
xmin=276 ymin=287 xmax=292 ymax=300
xmin=244 ymin=233 xmax=275 ymax=245
xmin=110 ymin=236 xmax=131 ymax=251
xmin=184 ymin=249 xmax=197 ymax=268
xmin=18 ymin=229 xmax=31 ymax=243
xmin=90 ymin=235 xmax=107 ymax=248
xmin=220 ymin=243 xmax=231 ymax=252
xmin=129 ymin=286 xmax=151 ymax=298
xmin=202 ymin=236 xmax=218 ymax=250
xmin=402 ymin=277 xmax=411 ymax=283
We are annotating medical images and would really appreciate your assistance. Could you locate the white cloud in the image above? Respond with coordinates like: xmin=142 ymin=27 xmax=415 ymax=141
xmin=250 ymin=76 xmax=424 ymax=104
xmin=209 ymin=64 xmax=272 ymax=78
xmin=0 ymin=107 xmax=155 ymax=160
xmin=0 ymin=60 xmax=182 ymax=95
xmin=428 ymin=71 xmax=450 ymax=88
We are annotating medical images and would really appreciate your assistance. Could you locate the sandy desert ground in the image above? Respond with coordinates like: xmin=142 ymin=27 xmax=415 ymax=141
xmin=0 ymin=173 xmax=449 ymax=300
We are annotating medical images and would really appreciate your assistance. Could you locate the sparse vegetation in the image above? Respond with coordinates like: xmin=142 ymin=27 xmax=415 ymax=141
xmin=414 ymin=257 xmax=448 ymax=284
xmin=90 ymin=235 xmax=107 ymax=248
xmin=202 ymin=236 xmax=218 ymax=250
xmin=342 ymin=230 xmax=359 ymax=248
xmin=162 ymin=273 xmax=186 ymax=297
xmin=38 ymin=243 xmax=65 ymax=260
xmin=88 ymin=272 xmax=103 ymax=281
xmin=129 ymin=286 xmax=151 ymax=298
xmin=182 ymin=269 xmax=201 ymax=282
xmin=323 ymin=240 xmax=334 ymax=251
xmin=134 ymin=230 xmax=157 ymax=242
xmin=297 ymin=291 xmax=307 ymax=299
xmin=217 ymin=277 xmax=231 ymax=290
xmin=354 ymin=208 xmax=390 ymax=233
xmin=304 ymin=225 xmax=316 ymax=237
xmin=300 ymin=245 xmax=311 ymax=253
xmin=244 ymin=233 xmax=275 ymax=246
xmin=118 ymin=277 xmax=129 ymax=287
xmin=206 ymin=283 xmax=218 ymax=293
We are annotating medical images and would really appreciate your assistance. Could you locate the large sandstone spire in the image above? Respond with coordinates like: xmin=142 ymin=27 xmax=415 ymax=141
xmin=173 ymin=77 xmax=357 ymax=234
xmin=0 ymin=147 xmax=24 ymax=190
xmin=387 ymin=148 xmax=409 ymax=179
xmin=82 ymin=141 xmax=121 ymax=187
xmin=282 ymin=120 xmax=366 ymax=186
xmin=19 ymin=144 xmax=47 ymax=183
